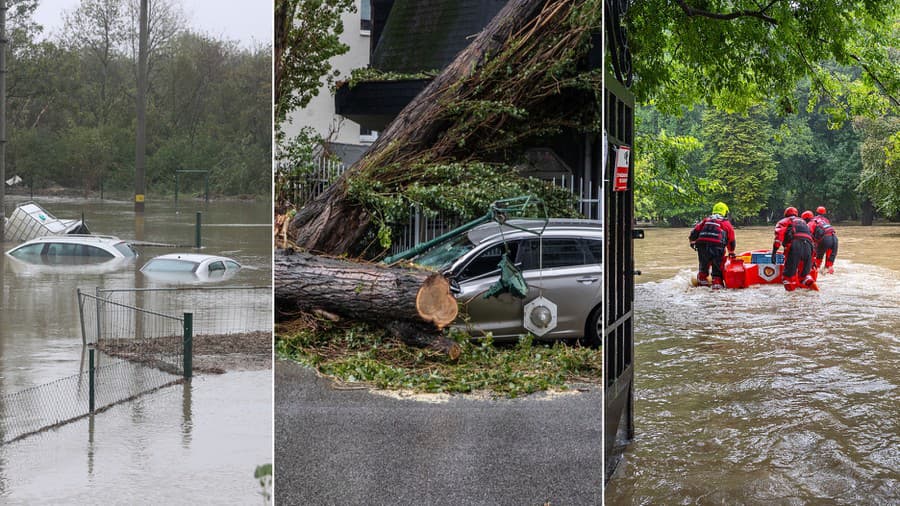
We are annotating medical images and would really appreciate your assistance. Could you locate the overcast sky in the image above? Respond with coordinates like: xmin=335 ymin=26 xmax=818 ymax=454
xmin=33 ymin=0 xmax=272 ymax=48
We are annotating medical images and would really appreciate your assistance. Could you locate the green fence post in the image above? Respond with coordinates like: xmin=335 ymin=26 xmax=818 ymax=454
xmin=183 ymin=313 xmax=193 ymax=379
xmin=89 ymin=347 xmax=96 ymax=413
xmin=195 ymin=212 xmax=201 ymax=249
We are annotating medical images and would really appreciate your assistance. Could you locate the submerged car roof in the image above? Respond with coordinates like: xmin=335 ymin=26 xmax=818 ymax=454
xmin=467 ymin=218 xmax=602 ymax=246
xmin=17 ymin=234 xmax=126 ymax=245
xmin=144 ymin=253 xmax=238 ymax=264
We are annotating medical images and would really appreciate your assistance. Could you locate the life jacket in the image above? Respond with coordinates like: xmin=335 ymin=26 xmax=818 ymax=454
xmin=692 ymin=216 xmax=729 ymax=246
xmin=812 ymin=216 xmax=835 ymax=240
xmin=785 ymin=217 xmax=813 ymax=244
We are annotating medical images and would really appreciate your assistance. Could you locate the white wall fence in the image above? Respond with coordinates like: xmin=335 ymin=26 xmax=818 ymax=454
xmin=278 ymin=162 xmax=600 ymax=256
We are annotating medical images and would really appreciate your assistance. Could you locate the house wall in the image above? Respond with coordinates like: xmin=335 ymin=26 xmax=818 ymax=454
xmin=282 ymin=1 xmax=374 ymax=149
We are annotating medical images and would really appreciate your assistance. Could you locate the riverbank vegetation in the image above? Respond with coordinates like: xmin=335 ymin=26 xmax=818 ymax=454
xmin=617 ymin=1 xmax=900 ymax=225
xmin=6 ymin=0 xmax=270 ymax=198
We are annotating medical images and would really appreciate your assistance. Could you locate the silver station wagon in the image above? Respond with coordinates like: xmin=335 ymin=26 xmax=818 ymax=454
xmin=411 ymin=219 xmax=602 ymax=347
xmin=6 ymin=234 xmax=137 ymax=263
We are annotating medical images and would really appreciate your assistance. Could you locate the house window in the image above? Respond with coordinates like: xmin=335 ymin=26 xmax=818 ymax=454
xmin=360 ymin=0 xmax=372 ymax=32
xmin=360 ymin=127 xmax=378 ymax=143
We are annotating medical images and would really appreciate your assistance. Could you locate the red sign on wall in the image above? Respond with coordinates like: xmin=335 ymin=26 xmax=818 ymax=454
xmin=613 ymin=145 xmax=631 ymax=191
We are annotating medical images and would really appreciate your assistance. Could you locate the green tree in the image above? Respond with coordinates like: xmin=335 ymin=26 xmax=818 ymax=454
xmin=702 ymin=107 xmax=777 ymax=222
xmin=274 ymin=0 xmax=354 ymax=127
xmin=856 ymin=116 xmax=900 ymax=217
xmin=623 ymin=1 xmax=900 ymax=118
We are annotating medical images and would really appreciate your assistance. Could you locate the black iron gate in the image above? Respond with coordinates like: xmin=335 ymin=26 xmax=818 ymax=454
xmin=603 ymin=69 xmax=636 ymax=483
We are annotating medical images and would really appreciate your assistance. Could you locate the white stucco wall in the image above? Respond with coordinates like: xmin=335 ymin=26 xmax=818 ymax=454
xmin=282 ymin=1 xmax=371 ymax=146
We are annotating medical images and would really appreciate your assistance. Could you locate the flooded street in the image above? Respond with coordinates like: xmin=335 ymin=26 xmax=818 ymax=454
xmin=606 ymin=225 xmax=900 ymax=504
xmin=0 ymin=195 xmax=272 ymax=503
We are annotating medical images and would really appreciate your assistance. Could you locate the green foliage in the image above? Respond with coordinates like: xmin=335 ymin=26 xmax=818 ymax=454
xmin=5 ymin=24 xmax=271 ymax=197
xmin=633 ymin=126 xmax=723 ymax=223
xmin=276 ymin=323 xmax=600 ymax=398
xmin=856 ymin=116 xmax=900 ymax=216
xmin=344 ymin=67 xmax=439 ymax=89
xmin=274 ymin=127 xmax=332 ymax=207
xmin=702 ymin=107 xmax=778 ymax=222
xmin=624 ymin=0 xmax=900 ymax=119
xmin=254 ymin=464 xmax=273 ymax=505
xmin=346 ymin=161 xmax=579 ymax=246
xmin=274 ymin=0 xmax=354 ymax=126
xmin=635 ymin=74 xmax=877 ymax=223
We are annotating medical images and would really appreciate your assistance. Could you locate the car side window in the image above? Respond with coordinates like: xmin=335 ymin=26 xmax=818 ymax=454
xmin=9 ymin=243 xmax=45 ymax=258
xmin=519 ymin=238 xmax=588 ymax=270
xmin=85 ymin=245 xmax=115 ymax=258
xmin=209 ymin=261 xmax=226 ymax=272
xmin=584 ymin=239 xmax=602 ymax=264
xmin=458 ymin=241 xmax=519 ymax=281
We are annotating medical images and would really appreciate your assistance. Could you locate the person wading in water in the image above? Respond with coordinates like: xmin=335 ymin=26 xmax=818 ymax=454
xmin=773 ymin=207 xmax=816 ymax=291
xmin=690 ymin=202 xmax=736 ymax=289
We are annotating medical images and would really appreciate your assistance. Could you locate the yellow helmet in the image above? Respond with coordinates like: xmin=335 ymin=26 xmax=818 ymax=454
xmin=712 ymin=202 xmax=729 ymax=216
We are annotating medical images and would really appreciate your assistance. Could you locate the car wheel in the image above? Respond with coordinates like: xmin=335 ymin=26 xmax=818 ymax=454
xmin=581 ymin=306 xmax=601 ymax=348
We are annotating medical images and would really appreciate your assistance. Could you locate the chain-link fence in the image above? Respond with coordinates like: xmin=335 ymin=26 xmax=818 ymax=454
xmin=2 ymin=293 xmax=189 ymax=445
xmin=90 ymin=286 xmax=270 ymax=339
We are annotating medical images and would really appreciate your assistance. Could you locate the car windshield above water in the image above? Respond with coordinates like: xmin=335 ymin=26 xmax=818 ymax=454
xmin=140 ymin=254 xmax=241 ymax=283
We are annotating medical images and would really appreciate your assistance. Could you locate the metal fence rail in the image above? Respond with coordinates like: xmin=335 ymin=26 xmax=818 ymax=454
xmin=2 ymin=293 xmax=188 ymax=445
xmin=277 ymin=157 xmax=345 ymax=209
xmin=278 ymin=162 xmax=600 ymax=256
xmin=91 ymin=286 xmax=270 ymax=339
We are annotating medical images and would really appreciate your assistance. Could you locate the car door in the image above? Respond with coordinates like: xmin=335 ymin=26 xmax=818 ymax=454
xmin=518 ymin=236 xmax=601 ymax=337
xmin=453 ymin=239 xmax=528 ymax=338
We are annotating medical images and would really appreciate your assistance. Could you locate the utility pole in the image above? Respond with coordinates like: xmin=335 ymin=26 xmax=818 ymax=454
xmin=134 ymin=0 xmax=148 ymax=213
xmin=0 ymin=0 xmax=6 ymax=240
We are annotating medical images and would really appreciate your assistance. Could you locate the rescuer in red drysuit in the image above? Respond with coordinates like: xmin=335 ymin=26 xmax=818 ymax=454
xmin=811 ymin=206 xmax=838 ymax=274
xmin=772 ymin=207 xmax=815 ymax=291
xmin=689 ymin=202 xmax=736 ymax=289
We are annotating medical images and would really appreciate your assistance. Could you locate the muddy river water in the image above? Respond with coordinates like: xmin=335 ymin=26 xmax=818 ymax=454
xmin=606 ymin=224 xmax=900 ymax=504
xmin=0 ymin=195 xmax=272 ymax=504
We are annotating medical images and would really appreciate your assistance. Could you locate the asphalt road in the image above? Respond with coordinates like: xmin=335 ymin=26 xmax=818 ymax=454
xmin=274 ymin=359 xmax=602 ymax=506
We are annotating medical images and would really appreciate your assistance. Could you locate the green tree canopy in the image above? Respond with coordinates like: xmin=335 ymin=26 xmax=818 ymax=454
xmin=623 ymin=1 xmax=900 ymax=118
xmin=701 ymin=107 xmax=777 ymax=222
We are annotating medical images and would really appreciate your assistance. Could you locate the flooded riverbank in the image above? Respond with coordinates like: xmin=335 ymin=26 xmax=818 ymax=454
xmin=0 ymin=371 xmax=271 ymax=504
xmin=606 ymin=225 xmax=900 ymax=504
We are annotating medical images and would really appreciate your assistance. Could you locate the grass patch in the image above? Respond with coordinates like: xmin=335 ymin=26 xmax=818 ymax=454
xmin=275 ymin=319 xmax=601 ymax=398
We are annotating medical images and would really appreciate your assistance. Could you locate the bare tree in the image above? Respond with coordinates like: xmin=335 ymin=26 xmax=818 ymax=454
xmin=125 ymin=0 xmax=185 ymax=78
xmin=62 ymin=0 xmax=128 ymax=125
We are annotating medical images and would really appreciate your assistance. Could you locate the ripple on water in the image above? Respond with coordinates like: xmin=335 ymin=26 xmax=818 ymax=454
xmin=610 ymin=259 xmax=900 ymax=503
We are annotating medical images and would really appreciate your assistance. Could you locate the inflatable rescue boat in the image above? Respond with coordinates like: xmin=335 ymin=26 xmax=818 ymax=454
xmin=722 ymin=249 xmax=818 ymax=289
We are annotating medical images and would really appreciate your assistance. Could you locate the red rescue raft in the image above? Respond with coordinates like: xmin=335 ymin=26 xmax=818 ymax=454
xmin=722 ymin=249 xmax=818 ymax=289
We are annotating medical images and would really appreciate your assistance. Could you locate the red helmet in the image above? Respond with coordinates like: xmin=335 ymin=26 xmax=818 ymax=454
xmin=816 ymin=206 xmax=827 ymax=215
xmin=784 ymin=207 xmax=798 ymax=217
xmin=801 ymin=210 xmax=814 ymax=220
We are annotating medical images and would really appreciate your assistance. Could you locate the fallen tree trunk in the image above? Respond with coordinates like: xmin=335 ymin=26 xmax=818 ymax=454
xmin=275 ymin=249 xmax=461 ymax=358
xmin=287 ymin=0 xmax=555 ymax=254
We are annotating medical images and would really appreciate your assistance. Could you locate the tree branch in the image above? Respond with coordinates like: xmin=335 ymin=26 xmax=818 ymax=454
xmin=676 ymin=0 xmax=778 ymax=24
xmin=847 ymin=53 xmax=900 ymax=109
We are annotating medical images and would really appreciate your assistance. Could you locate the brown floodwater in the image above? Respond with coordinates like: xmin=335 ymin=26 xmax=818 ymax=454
xmin=0 ymin=195 xmax=272 ymax=503
xmin=606 ymin=224 xmax=900 ymax=504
